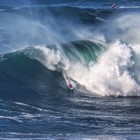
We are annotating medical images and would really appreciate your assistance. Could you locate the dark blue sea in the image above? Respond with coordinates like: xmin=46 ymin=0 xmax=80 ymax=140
xmin=0 ymin=0 xmax=140 ymax=139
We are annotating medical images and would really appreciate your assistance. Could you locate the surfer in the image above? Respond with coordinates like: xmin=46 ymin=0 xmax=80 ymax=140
xmin=63 ymin=71 xmax=74 ymax=90
xmin=111 ymin=3 xmax=116 ymax=9
xmin=68 ymin=82 xmax=73 ymax=90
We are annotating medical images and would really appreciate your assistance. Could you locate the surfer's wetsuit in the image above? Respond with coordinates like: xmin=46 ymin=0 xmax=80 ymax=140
xmin=111 ymin=3 xmax=116 ymax=9
xmin=68 ymin=83 xmax=73 ymax=89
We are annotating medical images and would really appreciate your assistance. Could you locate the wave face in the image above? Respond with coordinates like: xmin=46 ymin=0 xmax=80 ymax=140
xmin=0 ymin=40 xmax=104 ymax=96
xmin=0 ymin=0 xmax=140 ymax=139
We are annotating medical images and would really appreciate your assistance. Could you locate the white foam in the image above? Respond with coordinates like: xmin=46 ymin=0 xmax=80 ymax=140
xmin=34 ymin=45 xmax=70 ymax=71
xmin=65 ymin=40 xmax=140 ymax=96
xmin=14 ymin=102 xmax=43 ymax=111
xmin=119 ymin=6 xmax=140 ymax=9
xmin=0 ymin=116 xmax=22 ymax=123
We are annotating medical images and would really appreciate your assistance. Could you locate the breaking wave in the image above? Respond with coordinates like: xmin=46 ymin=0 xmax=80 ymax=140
xmin=1 ymin=39 xmax=140 ymax=97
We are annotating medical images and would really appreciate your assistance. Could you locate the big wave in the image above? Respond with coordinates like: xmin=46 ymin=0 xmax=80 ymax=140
xmin=1 ymin=39 xmax=140 ymax=97
xmin=0 ymin=4 xmax=140 ymax=97
xmin=29 ymin=40 xmax=140 ymax=97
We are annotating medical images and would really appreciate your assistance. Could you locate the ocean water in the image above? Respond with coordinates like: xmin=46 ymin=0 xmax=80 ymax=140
xmin=0 ymin=0 xmax=140 ymax=139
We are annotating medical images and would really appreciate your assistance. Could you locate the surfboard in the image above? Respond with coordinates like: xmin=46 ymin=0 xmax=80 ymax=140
xmin=68 ymin=86 xmax=74 ymax=91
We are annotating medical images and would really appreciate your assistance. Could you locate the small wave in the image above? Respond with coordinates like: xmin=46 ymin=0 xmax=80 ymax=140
xmin=119 ymin=6 xmax=140 ymax=9
xmin=14 ymin=102 xmax=43 ymax=111
xmin=0 ymin=116 xmax=22 ymax=123
xmin=95 ymin=16 xmax=105 ymax=22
